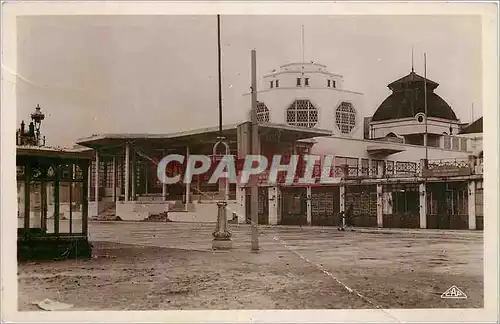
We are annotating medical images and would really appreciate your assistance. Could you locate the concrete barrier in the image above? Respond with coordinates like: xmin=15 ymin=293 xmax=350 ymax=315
xmin=115 ymin=201 xmax=169 ymax=221
xmin=167 ymin=201 xmax=241 ymax=223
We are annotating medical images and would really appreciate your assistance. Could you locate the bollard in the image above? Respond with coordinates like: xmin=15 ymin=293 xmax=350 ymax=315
xmin=212 ymin=201 xmax=232 ymax=250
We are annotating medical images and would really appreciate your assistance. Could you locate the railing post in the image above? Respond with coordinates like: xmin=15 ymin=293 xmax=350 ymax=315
xmin=419 ymin=158 xmax=428 ymax=177
xmin=377 ymin=161 xmax=385 ymax=178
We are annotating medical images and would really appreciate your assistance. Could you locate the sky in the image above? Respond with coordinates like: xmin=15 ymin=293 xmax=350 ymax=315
xmin=15 ymin=15 xmax=482 ymax=147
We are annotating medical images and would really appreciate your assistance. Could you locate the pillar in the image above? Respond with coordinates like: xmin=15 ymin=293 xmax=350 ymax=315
xmin=237 ymin=186 xmax=246 ymax=224
xmin=306 ymin=186 xmax=312 ymax=225
xmin=53 ymin=167 xmax=60 ymax=234
xmin=112 ymin=156 xmax=117 ymax=202
xmin=124 ymin=143 xmax=130 ymax=202
xmin=339 ymin=185 xmax=345 ymax=226
xmin=377 ymin=161 xmax=385 ymax=178
xmin=212 ymin=201 xmax=232 ymax=250
xmin=95 ymin=149 xmax=100 ymax=217
xmin=185 ymin=146 xmax=190 ymax=211
xmin=368 ymin=159 xmax=374 ymax=177
xmin=268 ymin=186 xmax=278 ymax=225
xmin=82 ymin=162 xmax=89 ymax=236
xmin=162 ymin=183 xmax=167 ymax=201
xmin=131 ymin=150 xmax=136 ymax=200
xmin=103 ymin=159 xmax=108 ymax=191
xmin=468 ymin=180 xmax=476 ymax=230
xmin=218 ymin=179 xmax=225 ymax=196
xmin=419 ymin=182 xmax=427 ymax=229
xmin=87 ymin=164 xmax=91 ymax=201
xmin=144 ymin=162 xmax=149 ymax=195
xmin=376 ymin=184 xmax=383 ymax=228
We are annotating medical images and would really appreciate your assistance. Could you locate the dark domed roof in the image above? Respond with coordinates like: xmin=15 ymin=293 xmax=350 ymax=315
xmin=458 ymin=117 xmax=482 ymax=134
xmin=372 ymin=71 xmax=458 ymax=122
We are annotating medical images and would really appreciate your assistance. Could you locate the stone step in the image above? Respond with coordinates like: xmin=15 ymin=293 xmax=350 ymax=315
xmin=142 ymin=212 xmax=171 ymax=222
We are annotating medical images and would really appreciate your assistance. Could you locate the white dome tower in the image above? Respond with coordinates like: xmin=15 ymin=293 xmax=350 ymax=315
xmin=246 ymin=61 xmax=365 ymax=139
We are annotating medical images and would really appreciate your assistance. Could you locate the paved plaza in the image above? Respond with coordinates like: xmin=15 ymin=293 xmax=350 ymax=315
xmin=18 ymin=221 xmax=483 ymax=310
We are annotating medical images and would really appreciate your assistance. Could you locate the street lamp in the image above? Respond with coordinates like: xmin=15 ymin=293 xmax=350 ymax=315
xmin=211 ymin=14 xmax=232 ymax=250
xmin=30 ymin=104 xmax=45 ymax=146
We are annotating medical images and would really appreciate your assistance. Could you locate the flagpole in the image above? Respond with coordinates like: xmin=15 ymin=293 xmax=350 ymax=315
xmin=424 ymin=53 xmax=428 ymax=164
xmin=301 ymin=24 xmax=305 ymax=63
xmin=217 ymin=14 xmax=223 ymax=137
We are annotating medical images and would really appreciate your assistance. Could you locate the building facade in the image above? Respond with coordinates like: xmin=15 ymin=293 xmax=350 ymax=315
xmin=69 ymin=61 xmax=484 ymax=230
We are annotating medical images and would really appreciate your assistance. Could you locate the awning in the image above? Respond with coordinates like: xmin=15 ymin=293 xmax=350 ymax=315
xmin=17 ymin=145 xmax=93 ymax=160
xmin=366 ymin=144 xmax=405 ymax=156
xmin=76 ymin=122 xmax=332 ymax=154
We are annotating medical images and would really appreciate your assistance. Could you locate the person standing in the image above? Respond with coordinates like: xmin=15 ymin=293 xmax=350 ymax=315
xmin=345 ymin=204 xmax=355 ymax=231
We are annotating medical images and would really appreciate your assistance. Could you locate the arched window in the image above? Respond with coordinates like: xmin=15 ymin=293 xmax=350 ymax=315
xmin=286 ymin=99 xmax=318 ymax=128
xmin=335 ymin=102 xmax=356 ymax=134
xmin=256 ymin=102 xmax=270 ymax=123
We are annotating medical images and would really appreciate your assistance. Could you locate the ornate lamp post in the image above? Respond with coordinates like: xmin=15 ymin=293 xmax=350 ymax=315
xmin=30 ymin=104 xmax=45 ymax=146
xmin=211 ymin=14 xmax=232 ymax=250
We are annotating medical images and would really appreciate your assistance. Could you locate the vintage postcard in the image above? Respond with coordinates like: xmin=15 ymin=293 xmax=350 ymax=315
xmin=1 ymin=1 xmax=498 ymax=323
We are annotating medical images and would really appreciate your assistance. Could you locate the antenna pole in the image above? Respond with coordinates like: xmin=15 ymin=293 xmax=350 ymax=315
xmin=217 ymin=14 xmax=223 ymax=137
xmin=411 ymin=45 xmax=414 ymax=72
xmin=424 ymin=53 xmax=428 ymax=163
xmin=301 ymin=25 xmax=305 ymax=62
xmin=472 ymin=103 xmax=475 ymax=122
xmin=250 ymin=49 xmax=259 ymax=252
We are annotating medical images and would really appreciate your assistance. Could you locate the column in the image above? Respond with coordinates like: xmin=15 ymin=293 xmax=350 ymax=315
xmin=82 ymin=162 xmax=89 ymax=236
xmin=103 ymin=159 xmax=108 ymax=192
xmin=95 ymin=149 xmax=100 ymax=217
xmin=185 ymin=146 xmax=190 ymax=211
xmin=124 ymin=143 xmax=130 ymax=202
xmin=276 ymin=187 xmax=282 ymax=224
xmin=131 ymin=150 xmax=136 ymax=200
xmin=218 ymin=178 xmax=225 ymax=197
xmin=144 ymin=163 xmax=149 ymax=195
xmin=377 ymin=161 xmax=385 ymax=178
xmin=112 ymin=156 xmax=117 ymax=202
xmin=268 ymin=186 xmax=278 ymax=225
xmin=87 ymin=164 xmax=91 ymax=201
xmin=376 ymin=184 xmax=383 ymax=228
xmin=468 ymin=155 xmax=477 ymax=172
xmin=368 ymin=159 xmax=374 ymax=177
xmin=237 ymin=186 xmax=246 ymax=224
xmin=419 ymin=182 xmax=427 ymax=229
xmin=162 ymin=183 xmax=167 ymax=201
xmin=468 ymin=180 xmax=476 ymax=230
xmin=339 ymin=185 xmax=345 ymax=226
xmin=197 ymin=177 xmax=201 ymax=203
xmin=419 ymin=158 xmax=428 ymax=176
xmin=53 ymin=166 xmax=60 ymax=234
xmin=306 ymin=186 xmax=312 ymax=225
xmin=162 ymin=149 xmax=167 ymax=201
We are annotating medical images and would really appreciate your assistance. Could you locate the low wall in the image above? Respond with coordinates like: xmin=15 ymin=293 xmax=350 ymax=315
xmin=88 ymin=201 xmax=115 ymax=217
xmin=116 ymin=201 xmax=169 ymax=221
xmin=47 ymin=203 xmax=83 ymax=220
xmin=167 ymin=201 xmax=241 ymax=223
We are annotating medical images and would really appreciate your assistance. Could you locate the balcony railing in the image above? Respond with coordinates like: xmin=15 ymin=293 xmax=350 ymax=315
xmin=427 ymin=158 xmax=472 ymax=170
xmin=236 ymin=156 xmax=482 ymax=185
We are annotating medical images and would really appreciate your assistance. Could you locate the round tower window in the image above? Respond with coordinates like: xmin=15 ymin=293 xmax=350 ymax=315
xmin=335 ymin=102 xmax=356 ymax=134
xmin=256 ymin=102 xmax=270 ymax=123
xmin=286 ymin=99 xmax=318 ymax=128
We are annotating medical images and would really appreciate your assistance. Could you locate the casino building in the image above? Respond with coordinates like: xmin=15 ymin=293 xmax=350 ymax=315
xmin=18 ymin=61 xmax=484 ymax=232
